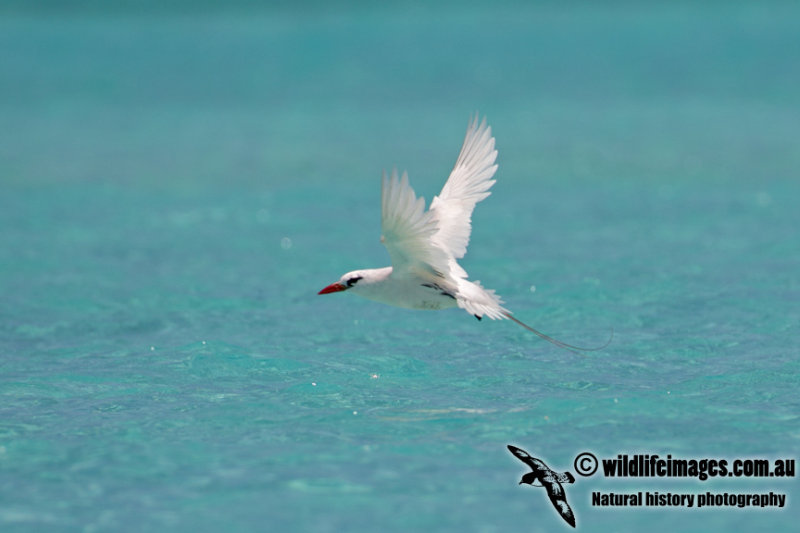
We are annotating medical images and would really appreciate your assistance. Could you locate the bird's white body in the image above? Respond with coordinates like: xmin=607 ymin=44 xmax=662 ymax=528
xmin=344 ymin=267 xmax=458 ymax=311
xmin=319 ymin=115 xmax=508 ymax=320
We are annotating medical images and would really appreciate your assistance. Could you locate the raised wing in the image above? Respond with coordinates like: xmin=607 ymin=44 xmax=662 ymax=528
xmin=508 ymin=445 xmax=547 ymax=471
xmin=429 ymin=115 xmax=498 ymax=262
xmin=381 ymin=169 xmax=449 ymax=277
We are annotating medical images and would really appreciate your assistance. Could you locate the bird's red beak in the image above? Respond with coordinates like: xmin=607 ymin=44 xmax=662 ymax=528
xmin=318 ymin=282 xmax=347 ymax=295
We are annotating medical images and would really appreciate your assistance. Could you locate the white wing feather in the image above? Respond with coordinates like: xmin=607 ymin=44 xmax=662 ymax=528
xmin=380 ymin=169 xmax=448 ymax=276
xmin=429 ymin=115 xmax=498 ymax=264
xmin=379 ymin=116 xmax=506 ymax=319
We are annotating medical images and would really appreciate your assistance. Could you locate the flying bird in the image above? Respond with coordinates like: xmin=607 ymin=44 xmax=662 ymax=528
xmin=507 ymin=445 xmax=576 ymax=528
xmin=318 ymin=115 xmax=609 ymax=352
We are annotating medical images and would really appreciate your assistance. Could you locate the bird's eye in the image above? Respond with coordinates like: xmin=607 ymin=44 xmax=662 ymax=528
xmin=346 ymin=276 xmax=363 ymax=287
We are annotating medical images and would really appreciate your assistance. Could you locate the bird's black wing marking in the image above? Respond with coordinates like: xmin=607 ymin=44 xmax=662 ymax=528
xmin=507 ymin=445 xmax=548 ymax=472
xmin=507 ymin=445 xmax=533 ymax=464
xmin=420 ymin=282 xmax=456 ymax=300
xmin=545 ymin=481 xmax=576 ymax=528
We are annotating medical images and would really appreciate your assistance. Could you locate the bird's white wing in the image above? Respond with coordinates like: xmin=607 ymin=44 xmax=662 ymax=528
xmin=381 ymin=169 xmax=449 ymax=277
xmin=429 ymin=115 xmax=498 ymax=264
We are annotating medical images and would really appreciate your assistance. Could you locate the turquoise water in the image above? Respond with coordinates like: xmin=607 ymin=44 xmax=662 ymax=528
xmin=2 ymin=3 xmax=798 ymax=532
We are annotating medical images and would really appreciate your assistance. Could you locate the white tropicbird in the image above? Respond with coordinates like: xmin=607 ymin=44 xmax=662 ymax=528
xmin=318 ymin=115 xmax=609 ymax=352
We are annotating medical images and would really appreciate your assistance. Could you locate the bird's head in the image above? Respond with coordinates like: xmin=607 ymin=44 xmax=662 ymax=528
xmin=318 ymin=271 xmax=365 ymax=295
xmin=519 ymin=472 xmax=542 ymax=486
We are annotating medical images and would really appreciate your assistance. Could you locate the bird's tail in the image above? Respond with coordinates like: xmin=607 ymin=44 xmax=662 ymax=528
xmin=456 ymin=280 xmax=508 ymax=320
xmin=502 ymin=311 xmax=613 ymax=355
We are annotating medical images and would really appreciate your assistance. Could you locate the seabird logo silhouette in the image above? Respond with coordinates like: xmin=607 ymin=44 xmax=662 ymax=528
xmin=507 ymin=445 xmax=577 ymax=528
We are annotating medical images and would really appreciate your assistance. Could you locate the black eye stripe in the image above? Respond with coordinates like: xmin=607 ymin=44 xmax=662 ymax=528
xmin=346 ymin=276 xmax=363 ymax=287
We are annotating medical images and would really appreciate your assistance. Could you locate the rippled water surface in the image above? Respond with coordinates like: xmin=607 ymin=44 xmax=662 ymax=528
xmin=1 ymin=2 xmax=798 ymax=531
